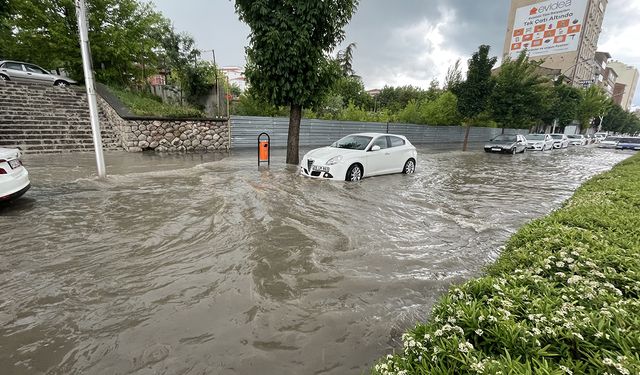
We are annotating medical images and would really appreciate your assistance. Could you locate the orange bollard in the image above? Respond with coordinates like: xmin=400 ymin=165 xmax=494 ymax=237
xmin=258 ymin=132 xmax=271 ymax=167
xmin=259 ymin=141 xmax=269 ymax=161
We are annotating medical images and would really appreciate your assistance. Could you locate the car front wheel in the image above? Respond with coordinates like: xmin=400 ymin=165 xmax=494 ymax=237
xmin=403 ymin=159 xmax=416 ymax=174
xmin=54 ymin=80 xmax=69 ymax=87
xmin=346 ymin=164 xmax=363 ymax=181
xmin=0 ymin=74 xmax=9 ymax=81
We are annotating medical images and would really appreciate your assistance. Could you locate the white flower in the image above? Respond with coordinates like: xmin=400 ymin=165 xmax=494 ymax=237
xmin=603 ymin=358 xmax=614 ymax=366
xmin=560 ymin=365 xmax=573 ymax=374
xmin=556 ymin=261 xmax=565 ymax=268
xmin=475 ymin=328 xmax=484 ymax=336
xmin=458 ymin=341 xmax=474 ymax=353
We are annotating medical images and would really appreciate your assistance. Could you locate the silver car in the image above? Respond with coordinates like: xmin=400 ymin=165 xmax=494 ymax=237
xmin=0 ymin=60 xmax=76 ymax=87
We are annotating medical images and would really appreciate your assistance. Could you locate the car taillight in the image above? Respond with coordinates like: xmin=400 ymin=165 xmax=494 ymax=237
xmin=0 ymin=168 xmax=6 ymax=175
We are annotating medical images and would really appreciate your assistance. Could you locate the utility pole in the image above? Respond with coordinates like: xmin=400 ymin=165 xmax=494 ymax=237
xmin=75 ymin=0 xmax=106 ymax=178
xmin=211 ymin=49 xmax=221 ymax=117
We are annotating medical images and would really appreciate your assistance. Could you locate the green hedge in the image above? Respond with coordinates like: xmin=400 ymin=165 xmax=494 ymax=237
xmin=373 ymin=153 xmax=640 ymax=375
xmin=108 ymin=87 xmax=205 ymax=119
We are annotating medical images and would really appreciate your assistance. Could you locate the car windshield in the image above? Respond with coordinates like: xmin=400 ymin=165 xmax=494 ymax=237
xmin=491 ymin=135 xmax=516 ymax=142
xmin=567 ymin=135 xmax=578 ymax=139
xmin=551 ymin=134 xmax=564 ymax=139
xmin=527 ymin=134 xmax=545 ymax=140
xmin=603 ymin=137 xmax=619 ymax=142
xmin=330 ymin=135 xmax=373 ymax=150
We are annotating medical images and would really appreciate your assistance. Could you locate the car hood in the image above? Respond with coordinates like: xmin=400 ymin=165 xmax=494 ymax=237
xmin=0 ymin=147 xmax=20 ymax=160
xmin=485 ymin=142 xmax=515 ymax=148
xmin=304 ymin=147 xmax=362 ymax=162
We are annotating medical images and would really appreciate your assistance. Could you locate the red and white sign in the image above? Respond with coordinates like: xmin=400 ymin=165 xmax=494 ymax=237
xmin=510 ymin=0 xmax=588 ymax=59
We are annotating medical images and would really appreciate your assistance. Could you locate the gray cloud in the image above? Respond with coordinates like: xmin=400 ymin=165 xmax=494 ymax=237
xmin=152 ymin=0 xmax=640 ymax=107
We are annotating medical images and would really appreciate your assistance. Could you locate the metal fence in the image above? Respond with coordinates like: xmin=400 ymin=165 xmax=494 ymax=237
xmin=230 ymin=116 xmax=528 ymax=149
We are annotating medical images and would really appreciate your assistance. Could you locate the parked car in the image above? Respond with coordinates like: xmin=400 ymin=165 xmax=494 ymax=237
xmin=598 ymin=136 xmax=620 ymax=149
xmin=585 ymin=134 xmax=595 ymax=144
xmin=567 ymin=134 xmax=586 ymax=146
xmin=300 ymin=133 xmax=417 ymax=181
xmin=526 ymin=134 xmax=554 ymax=151
xmin=615 ymin=137 xmax=640 ymax=151
xmin=484 ymin=134 xmax=528 ymax=154
xmin=0 ymin=147 xmax=30 ymax=202
xmin=550 ymin=134 xmax=569 ymax=149
xmin=0 ymin=60 xmax=76 ymax=87
xmin=594 ymin=132 xmax=608 ymax=142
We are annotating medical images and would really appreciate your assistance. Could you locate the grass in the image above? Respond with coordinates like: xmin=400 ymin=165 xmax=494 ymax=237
xmin=108 ymin=86 xmax=205 ymax=119
xmin=373 ymin=153 xmax=640 ymax=375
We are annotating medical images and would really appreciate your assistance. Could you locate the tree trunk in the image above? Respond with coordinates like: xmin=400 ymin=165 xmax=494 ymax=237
xmin=462 ymin=124 xmax=471 ymax=151
xmin=286 ymin=104 xmax=302 ymax=165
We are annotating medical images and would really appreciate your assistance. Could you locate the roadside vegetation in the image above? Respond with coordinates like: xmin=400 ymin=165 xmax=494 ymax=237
xmin=107 ymin=87 xmax=204 ymax=119
xmin=372 ymin=153 xmax=640 ymax=375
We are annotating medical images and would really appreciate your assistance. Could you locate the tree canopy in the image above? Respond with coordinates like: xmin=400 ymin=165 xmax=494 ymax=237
xmin=235 ymin=0 xmax=359 ymax=164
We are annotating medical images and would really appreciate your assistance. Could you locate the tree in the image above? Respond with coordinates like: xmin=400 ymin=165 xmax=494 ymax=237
xmin=444 ymin=59 xmax=463 ymax=91
xmin=541 ymin=82 xmax=582 ymax=129
xmin=336 ymin=42 xmax=358 ymax=78
xmin=452 ymin=45 xmax=497 ymax=150
xmin=576 ymin=85 xmax=610 ymax=132
xmin=376 ymin=85 xmax=428 ymax=113
xmin=490 ymin=52 xmax=549 ymax=131
xmin=235 ymin=0 xmax=359 ymax=165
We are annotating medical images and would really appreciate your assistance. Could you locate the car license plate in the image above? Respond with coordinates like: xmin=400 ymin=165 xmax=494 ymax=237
xmin=491 ymin=148 xmax=501 ymax=152
xmin=8 ymin=159 xmax=21 ymax=169
xmin=312 ymin=165 xmax=329 ymax=172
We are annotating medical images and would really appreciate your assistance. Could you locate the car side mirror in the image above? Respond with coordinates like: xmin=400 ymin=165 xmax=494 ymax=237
xmin=371 ymin=145 xmax=381 ymax=152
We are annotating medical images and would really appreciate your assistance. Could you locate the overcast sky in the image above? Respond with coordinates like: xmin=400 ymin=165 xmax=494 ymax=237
xmin=151 ymin=0 xmax=640 ymax=107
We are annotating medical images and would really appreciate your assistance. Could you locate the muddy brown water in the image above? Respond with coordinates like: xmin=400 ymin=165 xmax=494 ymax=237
xmin=0 ymin=146 xmax=632 ymax=374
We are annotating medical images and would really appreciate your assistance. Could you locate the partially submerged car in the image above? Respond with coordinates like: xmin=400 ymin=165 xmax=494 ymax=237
xmin=526 ymin=134 xmax=554 ymax=151
xmin=0 ymin=147 xmax=30 ymax=202
xmin=550 ymin=134 xmax=569 ymax=149
xmin=0 ymin=60 xmax=76 ymax=87
xmin=483 ymin=134 xmax=528 ymax=154
xmin=567 ymin=134 xmax=586 ymax=146
xmin=615 ymin=137 xmax=640 ymax=151
xmin=598 ymin=136 xmax=620 ymax=149
xmin=300 ymin=133 xmax=417 ymax=181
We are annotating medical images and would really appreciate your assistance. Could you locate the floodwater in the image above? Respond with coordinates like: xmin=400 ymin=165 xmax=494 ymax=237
xmin=0 ymin=146 xmax=632 ymax=375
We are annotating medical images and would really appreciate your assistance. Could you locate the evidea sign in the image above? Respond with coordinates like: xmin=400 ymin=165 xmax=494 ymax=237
xmin=509 ymin=0 xmax=588 ymax=59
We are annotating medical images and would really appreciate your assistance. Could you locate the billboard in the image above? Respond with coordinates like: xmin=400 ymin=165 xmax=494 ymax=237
xmin=509 ymin=0 xmax=588 ymax=59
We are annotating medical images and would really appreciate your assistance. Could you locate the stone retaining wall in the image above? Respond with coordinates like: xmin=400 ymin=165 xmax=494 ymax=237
xmin=97 ymin=96 xmax=229 ymax=152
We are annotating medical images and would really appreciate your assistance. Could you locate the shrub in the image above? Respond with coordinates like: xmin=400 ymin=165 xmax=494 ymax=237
xmin=373 ymin=154 xmax=640 ymax=375
xmin=108 ymin=87 xmax=205 ymax=119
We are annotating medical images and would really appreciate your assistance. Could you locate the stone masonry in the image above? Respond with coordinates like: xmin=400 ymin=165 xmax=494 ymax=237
xmin=97 ymin=96 xmax=229 ymax=153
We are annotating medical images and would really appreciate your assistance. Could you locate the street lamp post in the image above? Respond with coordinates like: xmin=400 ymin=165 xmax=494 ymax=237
xmin=75 ymin=0 xmax=106 ymax=178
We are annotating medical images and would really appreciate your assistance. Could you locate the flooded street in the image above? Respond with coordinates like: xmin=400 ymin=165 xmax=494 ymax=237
xmin=0 ymin=146 xmax=632 ymax=375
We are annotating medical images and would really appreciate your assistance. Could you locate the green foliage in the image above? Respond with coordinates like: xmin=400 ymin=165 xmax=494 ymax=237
xmin=373 ymin=153 xmax=640 ymax=375
xmin=576 ymin=85 xmax=611 ymax=129
xmin=377 ymin=85 xmax=431 ymax=113
xmin=327 ymin=75 xmax=373 ymax=110
xmin=452 ymin=45 xmax=497 ymax=120
xmin=542 ymin=82 xmax=583 ymax=127
xmin=231 ymin=88 xmax=289 ymax=117
xmin=395 ymin=91 xmax=462 ymax=126
xmin=602 ymin=103 xmax=640 ymax=135
xmin=2 ymin=0 xmax=168 ymax=85
xmin=234 ymin=0 xmax=358 ymax=109
xmin=490 ymin=52 xmax=550 ymax=129
xmin=335 ymin=101 xmax=390 ymax=122
xmin=108 ymin=86 xmax=204 ymax=118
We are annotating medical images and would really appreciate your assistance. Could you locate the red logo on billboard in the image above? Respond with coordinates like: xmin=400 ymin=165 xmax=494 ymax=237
xmin=530 ymin=7 xmax=538 ymax=15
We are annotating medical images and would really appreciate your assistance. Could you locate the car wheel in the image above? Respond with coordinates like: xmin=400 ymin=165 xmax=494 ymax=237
xmin=521 ymin=147 xmax=527 ymax=153
xmin=346 ymin=164 xmax=363 ymax=181
xmin=54 ymin=80 xmax=69 ymax=87
xmin=0 ymin=74 xmax=8 ymax=81
xmin=403 ymin=159 xmax=416 ymax=174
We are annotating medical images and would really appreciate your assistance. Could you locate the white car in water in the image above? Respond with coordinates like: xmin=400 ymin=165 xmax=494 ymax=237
xmin=567 ymin=134 xmax=586 ymax=146
xmin=526 ymin=134 xmax=554 ymax=151
xmin=550 ymin=134 xmax=570 ymax=149
xmin=300 ymin=133 xmax=417 ymax=181
xmin=0 ymin=148 xmax=30 ymax=202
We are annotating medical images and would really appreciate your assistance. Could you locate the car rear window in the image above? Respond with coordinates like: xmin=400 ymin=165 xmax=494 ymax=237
xmin=389 ymin=136 xmax=405 ymax=147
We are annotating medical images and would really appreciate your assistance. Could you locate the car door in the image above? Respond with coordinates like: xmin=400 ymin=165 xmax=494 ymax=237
xmin=365 ymin=136 xmax=391 ymax=176
xmin=516 ymin=135 xmax=526 ymax=152
xmin=387 ymin=136 xmax=410 ymax=172
xmin=23 ymin=64 xmax=55 ymax=85
xmin=1 ymin=62 xmax=29 ymax=82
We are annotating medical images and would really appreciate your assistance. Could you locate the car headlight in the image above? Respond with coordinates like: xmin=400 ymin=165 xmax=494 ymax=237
xmin=326 ymin=155 xmax=343 ymax=165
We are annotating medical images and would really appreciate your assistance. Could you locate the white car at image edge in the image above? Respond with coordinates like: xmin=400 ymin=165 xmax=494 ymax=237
xmin=300 ymin=133 xmax=418 ymax=181
xmin=0 ymin=148 xmax=30 ymax=202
